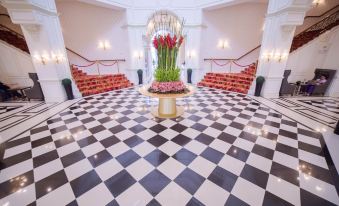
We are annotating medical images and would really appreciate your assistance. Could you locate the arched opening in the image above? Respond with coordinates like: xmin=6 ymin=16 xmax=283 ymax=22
xmin=144 ymin=10 xmax=186 ymax=84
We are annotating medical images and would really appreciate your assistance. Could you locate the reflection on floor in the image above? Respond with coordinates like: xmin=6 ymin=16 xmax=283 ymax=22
xmin=0 ymin=87 xmax=338 ymax=206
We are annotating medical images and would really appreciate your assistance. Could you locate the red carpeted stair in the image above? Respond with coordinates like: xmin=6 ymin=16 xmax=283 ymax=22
xmin=71 ymin=66 xmax=134 ymax=96
xmin=198 ymin=65 xmax=256 ymax=94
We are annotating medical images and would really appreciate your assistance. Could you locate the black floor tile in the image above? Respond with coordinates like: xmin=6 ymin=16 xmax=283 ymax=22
xmin=139 ymin=169 xmax=171 ymax=196
xmin=270 ymin=162 xmax=299 ymax=186
xmin=201 ymin=147 xmax=223 ymax=164
xmin=172 ymin=148 xmax=197 ymax=166
xmin=147 ymin=135 xmax=168 ymax=147
xmin=61 ymin=150 xmax=86 ymax=168
xmin=240 ymin=164 xmax=269 ymax=189
xmin=104 ymin=170 xmax=136 ymax=197
xmin=225 ymin=194 xmax=249 ymax=206
xmin=70 ymin=170 xmax=101 ymax=197
xmin=77 ymin=135 xmax=97 ymax=148
xmin=33 ymin=150 xmax=59 ymax=168
xmin=116 ymin=150 xmax=140 ymax=167
xmin=144 ymin=149 xmax=169 ymax=167
xmin=171 ymin=134 xmax=191 ymax=146
xmin=195 ymin=133 xmax=214 ymax=145
xmin=262 ymin=192 xmax=293 ymax=206
xmin=124 ymin=135 xmax=144 ymax=148
xmin=208 ymin=166 xmax=237 ymax=192
xmin=100 ymin=135 xmax=120 ymax=148
xmin=36 ymin=170 xmax=68 ymax=199
xmin=174 ymin=168 xmax=205 ymax=195
xmin=88 ymin=150 xmax=112 ymax=167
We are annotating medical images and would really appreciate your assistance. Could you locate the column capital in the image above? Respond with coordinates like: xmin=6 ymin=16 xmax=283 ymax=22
xmin=2 ymin=0 xmax=58 ymax=25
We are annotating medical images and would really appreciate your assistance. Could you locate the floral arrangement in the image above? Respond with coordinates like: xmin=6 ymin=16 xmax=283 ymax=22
xmin=146 ymin=12 xmax=189 ymax=94
xmin=148 ymin=81 xmax=189 ymax=94
xmin=149 ymin=34 xmax=189 ymax=94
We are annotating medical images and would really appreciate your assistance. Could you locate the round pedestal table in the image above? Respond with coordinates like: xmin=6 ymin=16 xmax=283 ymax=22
xmin=138 ymin=86 xmax=195 ymax=118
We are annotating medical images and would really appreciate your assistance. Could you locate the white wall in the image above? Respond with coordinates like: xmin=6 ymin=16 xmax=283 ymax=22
xmin=0 ymin=41 xmax=35 ymax=87
xmin=200 ymin=3 xmax=266 ymax=75
xmin=56 ymin=1 xmax=130 ymax=76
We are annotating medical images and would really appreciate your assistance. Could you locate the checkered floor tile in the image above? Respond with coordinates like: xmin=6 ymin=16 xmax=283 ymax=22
xmin=0 ymin=87 xmax=338 ymax=206
xmin=299 ymin=99 xmax=339 ymax=114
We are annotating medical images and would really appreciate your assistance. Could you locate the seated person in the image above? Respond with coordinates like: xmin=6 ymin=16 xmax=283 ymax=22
xmin=0 ymin=82 xmax=21 ymax=100
xmin=306 ymin=75 xmax=327 ymax=95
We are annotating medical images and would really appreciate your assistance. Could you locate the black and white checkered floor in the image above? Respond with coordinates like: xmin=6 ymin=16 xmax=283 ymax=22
xmin=0 ymin=87 xmax=338 ymax=206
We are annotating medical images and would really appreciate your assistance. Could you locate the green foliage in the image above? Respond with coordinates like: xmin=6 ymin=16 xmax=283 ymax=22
xmin=256 ymin=76 xmax=265 ymax=83
xmin=154 ymin=68 xmax=181 ymax=82
xmin=62 ymin=78 xmax=72 ymax=85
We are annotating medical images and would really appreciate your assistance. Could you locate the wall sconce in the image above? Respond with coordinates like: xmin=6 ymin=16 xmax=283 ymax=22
xmin=274 ymin=51 xmax=289 ymax=62
xmin=261 ymin=50 xmax=288 ymax=62
xmin=134 ymin=50 xmax=143 ymax=59
xmin=33 ymin=51 xmax=66 ymax=65
xmin=187 ymin=50 xmax=196 ymax=59
xmin=312 ymin=0 xmax=324 ymax=7
xmin=98 ymin=40 xmax=111 ymax=50
xmin=51 ymin=52 xmax=65 ymax=64
xmin=261 ymin=51 xmax=273 ymax=62
xmin=218 ymin=40 xmax=229 ymax=49
xmin=33 ymin=52 xmax=50 ymax=65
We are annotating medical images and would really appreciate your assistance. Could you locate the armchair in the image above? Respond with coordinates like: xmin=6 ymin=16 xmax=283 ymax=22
xmin=279 ymin=70 xmax=297 ymax=96
xmin=311 ymin=69 xmax=336 ymax=96
xmin=24 ymin=73 xmax=44 ymax=101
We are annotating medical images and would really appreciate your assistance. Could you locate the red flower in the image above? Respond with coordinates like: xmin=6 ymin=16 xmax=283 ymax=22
xmin=165 ymin=34 xmax=172 ymax=49
xmin=172 ymin=35 xmax=177 ymax=48
xmin=178 ymin=36 xmax=184 ymax=46
xmin=160 ymin=36 xmax=165 ymax=47
xmin=153 ymin=37 xmax=158 ymax=49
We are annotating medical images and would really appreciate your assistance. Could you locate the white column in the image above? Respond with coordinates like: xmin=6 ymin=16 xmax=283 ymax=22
xmin=3 ymin=0 xmax=73 ymax=102
xmin=256 ymin=0 xmax=312 ymax=98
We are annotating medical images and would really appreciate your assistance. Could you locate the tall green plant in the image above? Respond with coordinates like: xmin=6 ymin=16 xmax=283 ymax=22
xmin=152 ymin=34 xmax=184 ymax=82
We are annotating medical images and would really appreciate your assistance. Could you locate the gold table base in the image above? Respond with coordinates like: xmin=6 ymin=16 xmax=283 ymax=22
xmin=138 ymin=85 xmax=195 ymax=118
xmin=150 ymin=98 xmax=184 ymax=118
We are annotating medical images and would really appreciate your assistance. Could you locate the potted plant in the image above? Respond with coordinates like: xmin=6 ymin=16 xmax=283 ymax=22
xmin=62 ymin=78 xmax=74 ymax=100
xmin=187 ymin=68 xmax=192 ymax=84
xmin=137 ymin=69 xmax=143 ymax=85
xmin=148 ymin=33 xmax=189 ymax=94
xmin=254 ymin=76 xmax=265 ymax=96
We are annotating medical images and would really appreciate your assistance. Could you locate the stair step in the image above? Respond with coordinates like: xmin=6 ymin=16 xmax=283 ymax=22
xmin=71 ymin=66 xmax=134 ymax=96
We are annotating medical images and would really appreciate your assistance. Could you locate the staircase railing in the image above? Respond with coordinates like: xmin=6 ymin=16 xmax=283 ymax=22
xmin=203 ymin=45 xmax=259 ymax=72
xmin=0 ymin=24 xmax=29 ymax=53
xmin=290 ymin=10 xmax=339 ymax=52
xmin=66 ymin=48 xmax=126 ymax=74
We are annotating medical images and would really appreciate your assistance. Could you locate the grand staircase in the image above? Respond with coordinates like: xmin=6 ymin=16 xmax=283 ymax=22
xmin=290 ymin=10 xmax=339 ymax=52
xmin=198 ymin=65 xmax=256 ymax=94
xmin=0 ymin=24 xmax=134 ymax=97
xmin=0 ymin=25 xmax=29 ymax=53
xmin=71 ymin=66 xmax=133 ymax=96
xmin=198 ymin=9 xmax=339 ymax=94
